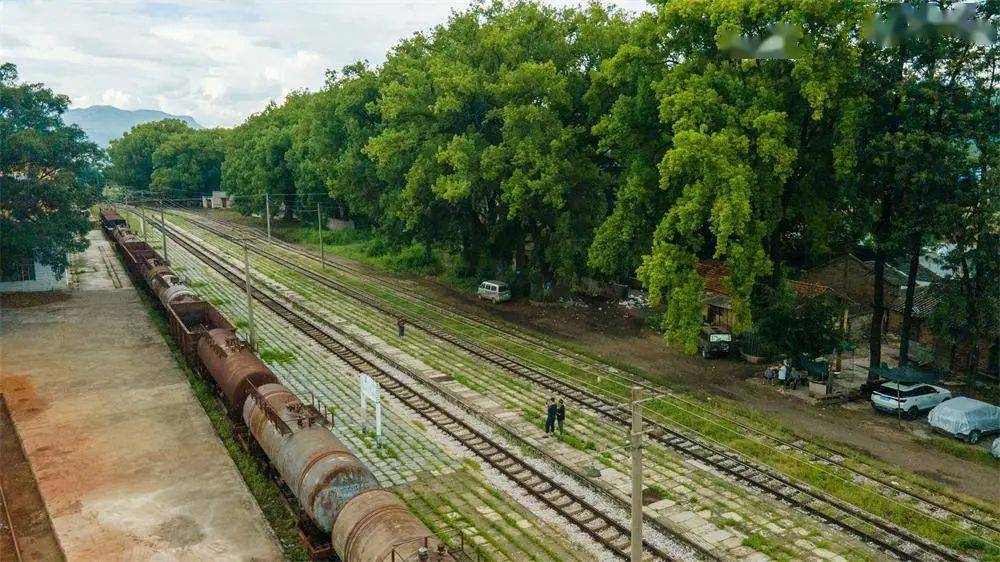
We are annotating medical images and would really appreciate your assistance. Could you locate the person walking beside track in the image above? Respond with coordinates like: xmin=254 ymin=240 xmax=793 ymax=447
xmin=545 ymin=398 xmax=557 ymax=435
xmin=397 ymin=317 xmax=406 ymax=337
xmin=556 ymin=398 xmax=566 ymax=435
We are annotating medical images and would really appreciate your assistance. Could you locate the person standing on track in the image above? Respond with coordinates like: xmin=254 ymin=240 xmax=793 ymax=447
xmin=397 ymin=317 xmax=406 ymax=337
xmin=544 ymin=398 xmax=557 ymax=435
xmin=556 ymin=398 xmax=566 ymax=435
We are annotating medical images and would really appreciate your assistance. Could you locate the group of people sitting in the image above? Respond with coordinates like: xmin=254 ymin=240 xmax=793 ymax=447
xmin=763 ymin=360 xmax=803 ymax=390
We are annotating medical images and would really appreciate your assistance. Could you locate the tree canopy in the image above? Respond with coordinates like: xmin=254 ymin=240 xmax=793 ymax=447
xmin=107 ymin=118 xmax=191 ymax=194
xmin=100 ymin=0 xmax=998 ymax=367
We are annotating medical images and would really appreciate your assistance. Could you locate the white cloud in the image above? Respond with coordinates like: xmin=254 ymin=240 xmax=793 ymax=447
xmin=0 ymin=0 xmax=648 ymax=127
xmin=101 ymin=88 xmax=132 ymax=107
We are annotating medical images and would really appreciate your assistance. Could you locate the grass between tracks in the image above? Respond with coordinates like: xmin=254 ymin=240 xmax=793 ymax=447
xmin=123 ymin=254 xmax=309 ymax=560
xmin=173 ymin=209 xmax=1000 ymax=559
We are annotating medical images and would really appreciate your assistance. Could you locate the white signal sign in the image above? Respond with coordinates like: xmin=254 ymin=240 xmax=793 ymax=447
xmin=360 ymin=374 xmax=383 ymax=447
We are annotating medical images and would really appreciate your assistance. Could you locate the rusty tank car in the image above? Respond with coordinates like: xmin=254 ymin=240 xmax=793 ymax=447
xmin=197 ymin=328 xmax=279 ymax=412
xmin=153 ymin=275 xmax=199 ymax=308
xmin=334 ymin=489 xmax=452 ymax=561
xmin=243 ymin=383 xmax=379 ymax=532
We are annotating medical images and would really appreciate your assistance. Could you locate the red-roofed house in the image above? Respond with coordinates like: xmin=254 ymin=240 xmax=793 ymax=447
xmin=695 ymin=260 xmax=832 ymax=329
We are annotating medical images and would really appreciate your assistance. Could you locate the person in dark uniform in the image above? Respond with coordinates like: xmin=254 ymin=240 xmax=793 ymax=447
xmin=397 ymin=317 xmax=406 ymax=337
xmin=556 ymin=398 xmax=566 ymax=435
xmin=544 ymin=398 xmax=557 ymax=435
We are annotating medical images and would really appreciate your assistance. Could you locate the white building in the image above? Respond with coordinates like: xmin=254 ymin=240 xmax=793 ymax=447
xmin=201 ymin=191 xmax=230 ymax=209
xmin=0 ymin=255 xmax=69 ymax=292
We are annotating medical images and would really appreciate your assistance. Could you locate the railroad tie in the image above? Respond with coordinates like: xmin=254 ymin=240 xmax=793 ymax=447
xmin=610 ymin=537 xmax=631 ymax=552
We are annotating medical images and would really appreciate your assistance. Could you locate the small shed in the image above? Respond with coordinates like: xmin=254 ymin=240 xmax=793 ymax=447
xmin=202 ymin=191 xmax=230 ymax=209
xmin=0 ymin=252 xmax=69 ymax=292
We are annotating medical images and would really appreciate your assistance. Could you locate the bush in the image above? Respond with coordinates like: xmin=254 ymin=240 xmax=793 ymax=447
xmin=373 ymin=243 xmax=440 ymax=274
xmin=751 ymin=283 xmax=841 ymax=359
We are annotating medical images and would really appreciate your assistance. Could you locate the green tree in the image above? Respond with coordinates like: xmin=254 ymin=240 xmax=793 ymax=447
xmin=222 ymin=95 xmax=311 ymax=221
xmin=366 ymin=2 xmax=626 ymax=291
xmin=753 ymin=285 xmax=842 ymax=360
xmin=0 ymin=62 xmax=104 ymax=276
xmin=848 ymin=2 xmax=999 ymax=371
xmin=289 ymin=64 xmax=385 ymax=229
xmin=618 ymin=1 xmax=865 ymax=351
xmin=150 ymin=128 xmax=228 ymax=199
xmin=106 ymin=118 xmax=190 ymax=194
xmin=587 ymin=14 xmax=679 ymax=279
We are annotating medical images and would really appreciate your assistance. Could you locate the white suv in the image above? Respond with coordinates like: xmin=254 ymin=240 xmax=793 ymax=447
xmin=870 ymin=382 xmax=951 ymax=419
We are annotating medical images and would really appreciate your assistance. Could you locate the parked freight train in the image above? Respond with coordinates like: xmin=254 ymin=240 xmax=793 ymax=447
xmin=98 ymin=207 xmax=453 ymax=562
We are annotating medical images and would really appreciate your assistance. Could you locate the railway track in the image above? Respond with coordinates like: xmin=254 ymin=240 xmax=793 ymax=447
xmin=159 ymin=207 xmax=995 ymax=561
xmin=146 ymin=214 xmax=684 ymax=562
xmin=171 ymin=211 xmax=1000 ymax=527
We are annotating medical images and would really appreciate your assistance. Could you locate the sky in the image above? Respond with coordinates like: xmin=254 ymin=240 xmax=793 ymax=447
xmin=1 ymin=0 xmax=648 ymax=128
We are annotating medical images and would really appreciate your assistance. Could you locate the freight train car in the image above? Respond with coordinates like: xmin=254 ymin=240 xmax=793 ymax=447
xmin=98 ymin=206 xmax=127 ymax=234
xmin=99 ymin=207 xmax=453 ymax=562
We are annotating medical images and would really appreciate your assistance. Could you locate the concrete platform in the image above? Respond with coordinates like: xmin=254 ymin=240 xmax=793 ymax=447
xmin=0 ymin=230 xmax=282 ymax=561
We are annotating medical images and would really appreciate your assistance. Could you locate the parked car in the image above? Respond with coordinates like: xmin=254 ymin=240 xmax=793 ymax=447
xmin=696 ymin=325 xmax=732 ymax=359
xmin=477 ymin=280 xmax=511 ymax=303
xmin=870 ymin=382 xmax=951 ymax=418
xmin=928 ymin=397 xmax=1000 ymax=444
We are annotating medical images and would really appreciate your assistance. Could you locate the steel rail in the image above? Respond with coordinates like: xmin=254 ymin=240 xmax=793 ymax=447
xmin=163 ymin=208 xmax=979 ymax=562
xmin=174 ymin=208 xmax=1000 ymax=541
xmin=147 ymin=215 xmax=681 ymax=562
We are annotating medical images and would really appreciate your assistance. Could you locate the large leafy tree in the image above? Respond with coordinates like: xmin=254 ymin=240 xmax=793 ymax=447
xmin=150 ymin=128 xmax=228 ymax=200
xmin=289 ymin=64 xmax=385 ymax=229
xmin=617 ymin=1 xmax=864 ymax=351
xmin=106 ymin=118 xmax=190 ymax=195
xmin=928 ymin=157 xmax=999 ymax=388
xmin=366 ymin=2 xmax=626 ymax=289
xmin=850 ymin=2 xmax=999 ymax=371
xmin=0 ymin=62 xmax=104 ymax=276
xmin=586 ymin=14 xmax=678 ymax=279
xmin=0 ymin=63 xmax=102 ymax=273
xmin=222 ymin=95 xmax=311 ymax=221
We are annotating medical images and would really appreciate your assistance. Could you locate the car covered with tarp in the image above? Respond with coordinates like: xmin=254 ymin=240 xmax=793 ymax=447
xmin=927 ymin=397 xmax=1000 ymax=444
xmin=993 ymin=437 xmax=1000 ymax=460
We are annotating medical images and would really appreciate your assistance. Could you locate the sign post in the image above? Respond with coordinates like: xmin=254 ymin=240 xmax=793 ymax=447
xmin=360 ymin=374 xmax=382 ymax=448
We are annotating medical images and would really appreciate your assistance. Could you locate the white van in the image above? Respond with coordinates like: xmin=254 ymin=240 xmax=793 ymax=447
xmin=477 ymin=280 xmax=511 ymax=303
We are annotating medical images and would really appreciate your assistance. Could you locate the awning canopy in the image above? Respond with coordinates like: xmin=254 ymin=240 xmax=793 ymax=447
xmin=799 ymin=355 xmax=830 ymax=377
xmin=867 ymin=365 xmax=940 ymax=384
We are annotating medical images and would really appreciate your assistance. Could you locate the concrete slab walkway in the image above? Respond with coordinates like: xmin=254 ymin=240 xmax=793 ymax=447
xmin=0 ymin=230 xmax=282 ymax=561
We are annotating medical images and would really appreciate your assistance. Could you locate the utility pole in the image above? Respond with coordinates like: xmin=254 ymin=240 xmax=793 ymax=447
xmin=160 ymin=196 xmax=168 ymax=263
xmin=242 ymin=239 xmax=258 ymax=352
xmin=265 ymin=193 xmax=272 ymax=242
xmin=630 ymin=386 xmax=643 ymax=562
xmin=317 ymin=206 xmax=325 ymax=269
xmin=140 ymin=202 xmax=147 ymax=241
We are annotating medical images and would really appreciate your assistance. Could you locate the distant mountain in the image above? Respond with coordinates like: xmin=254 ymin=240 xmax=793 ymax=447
xmin=65 ymin=105 xmax=202 ymax=146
